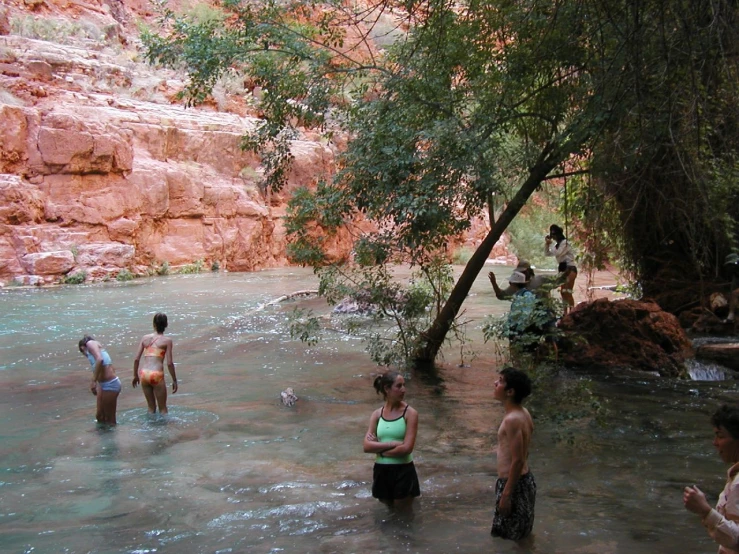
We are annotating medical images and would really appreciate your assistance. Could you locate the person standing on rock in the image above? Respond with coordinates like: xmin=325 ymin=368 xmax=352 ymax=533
xmin=492 ymin=367 xmax=535 ymax=541
xmin=545 ymin=224 xmax=577 ymax=313
xmin=363 ymin=370 xmax=420 ymax=511
xmin=79 ymin=335 xmax=121 ymax=425
xmin=132 ymin=312 xmax=178 ymax=414
xmin=684 ymin=404 xmax=739 ymax=554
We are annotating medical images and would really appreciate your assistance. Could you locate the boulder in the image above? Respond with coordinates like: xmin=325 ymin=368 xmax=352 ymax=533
xmin=695 ymin=343 xmax=739 ymax=371
xmin=75 ymin=243 xmax=135 ymax=268
xmin=21 ymin=250 xmax=75 ymax=275
xmin=558 ymin=298 xmax=693 ymax=377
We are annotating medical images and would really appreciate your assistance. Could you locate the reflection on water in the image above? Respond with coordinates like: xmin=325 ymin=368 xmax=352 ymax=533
xmin=0 ymin=268 xmax=737 ymax=553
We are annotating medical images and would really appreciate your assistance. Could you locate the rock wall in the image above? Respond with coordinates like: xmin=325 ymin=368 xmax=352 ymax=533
xmin=0 ymin=29 xmax=341 ymax=284
xmin=0 ymin=1 xmax=510 ymax=285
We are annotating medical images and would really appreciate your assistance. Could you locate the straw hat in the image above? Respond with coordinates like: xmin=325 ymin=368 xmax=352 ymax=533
xmin=508 ymin=271 xmax=528 ymax=284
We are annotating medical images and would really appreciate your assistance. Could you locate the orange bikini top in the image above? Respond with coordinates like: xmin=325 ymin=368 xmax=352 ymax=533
xmin=143 ymin=337 xmax=165 ymax=359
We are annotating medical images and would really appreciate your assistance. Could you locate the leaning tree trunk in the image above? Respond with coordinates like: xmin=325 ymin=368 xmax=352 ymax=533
xmin=414 ymin=139 xmax=581 ymax=368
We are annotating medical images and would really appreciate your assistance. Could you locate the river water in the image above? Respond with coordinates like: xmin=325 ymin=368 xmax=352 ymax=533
xmin=0 ymin=267 xmax=736 ymax=553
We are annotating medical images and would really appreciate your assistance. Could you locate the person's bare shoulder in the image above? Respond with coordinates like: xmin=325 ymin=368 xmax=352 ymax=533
xmin=502 ymin=409 xmax=532 ymax=432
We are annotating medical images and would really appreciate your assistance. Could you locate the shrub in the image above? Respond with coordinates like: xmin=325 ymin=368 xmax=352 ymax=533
xmin=116 ymin=269 xmax=134 ymax=282
xmin=61 ymin=271 xmax=86 ymax=285
xmin=451 ymin=246 xmax=474 ymax=265
xmin=11 ymin=15 xmax=104 ymax=44
xmin=178 ymin=259 xmax=204 ymax=274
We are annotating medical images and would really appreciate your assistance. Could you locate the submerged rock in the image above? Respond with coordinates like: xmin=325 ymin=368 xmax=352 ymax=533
xmin=280 ymin=387 xmax=298 ymax=407
xmin=558 ymin=298 xmax=693 ymax=377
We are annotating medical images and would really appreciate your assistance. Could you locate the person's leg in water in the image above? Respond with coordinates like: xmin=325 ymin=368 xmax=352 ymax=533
xmin=141 ymin=382 xmax=158 ymax=413
xmin=95 ymin=384 xmax=104 ymax=422
xmin=152 ymin=380 xmax=168 ymax=414
xmin=392 ymin=496 xmax=415 ymax=515
xmin=99 ymin=389 xmax=119 ymax=424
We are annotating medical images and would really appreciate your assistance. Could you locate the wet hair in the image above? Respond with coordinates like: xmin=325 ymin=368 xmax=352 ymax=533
xmin=153 ymin=312 xmax=168 ymax=333
xmin=500 ymin=367 xmax=532 ymax=404
xmin=711 ymin=405 xmax=739 ymax=439
xmin=549 ymin=224 xmax=565 ymax=242
xmin=373 ymin=370 xmax=402 ymax=398
xmin=78 ymin=335 xmax=94 ymax=352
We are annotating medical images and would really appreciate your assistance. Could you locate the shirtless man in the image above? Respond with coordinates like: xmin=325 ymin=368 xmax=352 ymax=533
xmin=492 ymin=366 xmax=535 ymax=541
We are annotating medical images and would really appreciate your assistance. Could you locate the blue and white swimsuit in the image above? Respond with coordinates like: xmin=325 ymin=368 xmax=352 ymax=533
xmin=86 ymin=350 xmax=121 ymax=393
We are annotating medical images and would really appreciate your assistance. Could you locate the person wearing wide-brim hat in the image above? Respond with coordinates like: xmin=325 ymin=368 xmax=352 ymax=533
xmin=489 ymin=260 xmax=569 ymax=301
xmin=505 ymin=271 xmax=535 ymax=347
xmin=724 ymin=254 xmax=739 ymax=322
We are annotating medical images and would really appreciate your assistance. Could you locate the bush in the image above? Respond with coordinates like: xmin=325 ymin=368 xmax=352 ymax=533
xmin=116 ymin=269 xmax=134 ymax=282
xmin=451 ymin=246 xmax=474 ymax=265
xmin=178 ymin=259 xmax=204 ymax=274
xmin=61 ymin=271 xmax=87 ymax=285
xmin=11 ymin=15 xmax=104 ymax=44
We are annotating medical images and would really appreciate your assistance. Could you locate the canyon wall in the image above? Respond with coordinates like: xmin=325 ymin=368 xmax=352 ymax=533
xmin=0 ymin=1 xmax=510 ymax=286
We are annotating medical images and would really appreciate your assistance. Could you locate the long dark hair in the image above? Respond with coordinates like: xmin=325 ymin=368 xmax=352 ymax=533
xmin=549 ymin=224 xmax=566 ymax=246
xmin=153 ymin=312 xmax=168 ymax=333
xmin=78 ymin=335 xmax=94 ymax=353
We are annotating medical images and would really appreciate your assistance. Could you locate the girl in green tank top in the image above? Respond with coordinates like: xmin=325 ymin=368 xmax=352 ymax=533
xmin=363 ymin=371 xmax=421 ymax=508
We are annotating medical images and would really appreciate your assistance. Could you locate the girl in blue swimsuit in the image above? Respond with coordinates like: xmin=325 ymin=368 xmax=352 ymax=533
xmin=79 ymin=335 xmax=121 ymax=425
xmin=363 ymin=370 xmax=421 ymax=511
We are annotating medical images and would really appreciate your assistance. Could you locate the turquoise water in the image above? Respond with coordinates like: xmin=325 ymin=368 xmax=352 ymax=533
xmin=0 ymin=267 xmax=736 ymax=553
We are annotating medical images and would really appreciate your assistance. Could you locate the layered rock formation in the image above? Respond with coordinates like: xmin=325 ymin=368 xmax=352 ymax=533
xmin=0 ymin=1 xmax=511 ymax=286
xmin=0 ymin=24 xmax=342 ymax=285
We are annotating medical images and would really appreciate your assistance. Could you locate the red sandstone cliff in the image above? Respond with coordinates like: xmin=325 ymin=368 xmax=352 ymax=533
xmin=0 ymin=1 xmax=510 ymax=285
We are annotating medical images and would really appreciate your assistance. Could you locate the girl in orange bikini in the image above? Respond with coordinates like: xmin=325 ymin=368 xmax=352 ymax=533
xmin=133 ymin=312 xmax=178 ymax=414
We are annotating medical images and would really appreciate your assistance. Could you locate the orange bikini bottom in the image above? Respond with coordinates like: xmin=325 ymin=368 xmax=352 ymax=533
xmin=138 ymin=369 xmax=164 ymax=386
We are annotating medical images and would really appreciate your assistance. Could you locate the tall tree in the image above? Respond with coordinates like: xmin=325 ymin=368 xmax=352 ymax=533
xmin=144 ymin=0 xmax=739 ymax=367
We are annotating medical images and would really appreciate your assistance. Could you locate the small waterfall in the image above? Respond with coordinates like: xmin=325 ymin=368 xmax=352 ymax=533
xmin=686 ymin=358 xmax=729 ymax=381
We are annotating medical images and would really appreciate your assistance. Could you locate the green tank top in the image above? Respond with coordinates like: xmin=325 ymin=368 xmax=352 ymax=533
xmin=375 ymin=405 xmax=413 ymax=465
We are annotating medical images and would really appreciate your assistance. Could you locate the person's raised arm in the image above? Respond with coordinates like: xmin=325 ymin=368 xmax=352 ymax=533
xmin=499 ymin=416 xmax=526 ymax=516
xmin=489 ymin=272 xmax=512 ymax=301
xmin=363 ymin=410 xmax=401 ymax=454
xmin=380 ymin=407 xmax=418 ymax=458
xmin=132 ymin=338 xmax=144 ymax=388
xmin=166 ymin=339 xmax=177 ymax=393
